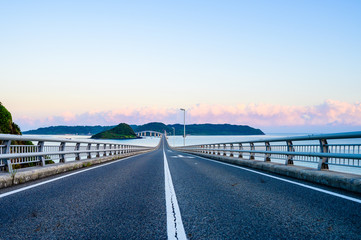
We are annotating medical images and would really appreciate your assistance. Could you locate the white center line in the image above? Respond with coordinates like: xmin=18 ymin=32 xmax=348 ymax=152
xmin=163 ymin=148 xmax=187 ymax=239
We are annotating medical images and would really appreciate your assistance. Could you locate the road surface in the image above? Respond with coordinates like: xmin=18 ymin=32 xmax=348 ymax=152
xmin=1 ymin=136 xmax=360 ymax=239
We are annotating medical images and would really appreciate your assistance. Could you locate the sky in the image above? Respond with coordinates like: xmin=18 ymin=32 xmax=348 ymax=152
xmin=1 ymin=1 xmax=361 ymax=133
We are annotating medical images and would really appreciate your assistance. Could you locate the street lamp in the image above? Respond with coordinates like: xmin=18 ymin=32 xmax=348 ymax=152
xmin=180 ymin=108 xmax=185 ymax=146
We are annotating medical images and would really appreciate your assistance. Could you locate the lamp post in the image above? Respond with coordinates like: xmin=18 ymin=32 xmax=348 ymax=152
xmin=180 ymin=108 xmax=186 ymax=146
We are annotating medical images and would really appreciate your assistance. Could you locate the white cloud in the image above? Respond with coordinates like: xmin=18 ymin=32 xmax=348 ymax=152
xmin=15 ymin=100 xmax=361 ymax=132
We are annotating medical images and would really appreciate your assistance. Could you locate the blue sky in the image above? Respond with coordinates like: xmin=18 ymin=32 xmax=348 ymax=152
xmin=1 ymin=1 xmax=361 ymax=132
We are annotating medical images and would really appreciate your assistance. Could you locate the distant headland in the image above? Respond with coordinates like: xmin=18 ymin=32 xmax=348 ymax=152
xmin=23 ymin=122 xmax=264 ymax=136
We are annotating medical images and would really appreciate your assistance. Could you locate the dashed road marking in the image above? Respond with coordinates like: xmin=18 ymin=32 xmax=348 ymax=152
xmin=171 ymin=155 xmax=194 ymax=159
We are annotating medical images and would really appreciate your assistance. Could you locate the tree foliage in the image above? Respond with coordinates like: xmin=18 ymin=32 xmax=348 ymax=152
xmin=0 ymin=102 xmax=32 ymax=145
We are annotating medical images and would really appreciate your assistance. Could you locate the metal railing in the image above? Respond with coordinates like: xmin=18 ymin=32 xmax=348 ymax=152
xmin=174 ymin=132 xmax=361 ymax=172
xmin=0 ymin=134 xmax=155 ymax=172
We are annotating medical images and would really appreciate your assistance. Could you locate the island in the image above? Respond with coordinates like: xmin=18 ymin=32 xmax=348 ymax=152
xmin=91 ymin=123 xmax=138 ymax=139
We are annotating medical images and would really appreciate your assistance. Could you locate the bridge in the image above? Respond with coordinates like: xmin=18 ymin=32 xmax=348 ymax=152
xmin=136 ymin=130 xmax=163 ymax=138
xmin=0 ymin=133 xmax=361 ymax=239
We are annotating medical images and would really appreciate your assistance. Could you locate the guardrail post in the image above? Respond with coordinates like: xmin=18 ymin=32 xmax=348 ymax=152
xmin=250 ymin=143 xmax=255 ymax=160
xmin=96 ymin=144 xmax=100 ymax=158
xmin=230 ymin=144 xmax=234 ymax=157
xmin=238 ymin=143 xmax=243 ymax=158
xmin=0 ymin=136 xmax=154 ymax=172
xmin=3 ymin=140 xmax=12 ymax=172
xmin=59 ymin=142 xmax=66 ymax=163
xmin=264 ymin=142 xmax=271 ymax=162
xmin=223 ymin=144 xmax=227 ymax=156
xmin=217 ymin=144 xmax=221 ymax=155
xmin=286 ymin=140 xmax=294 ymax=165
xmin=38 ymin=141 xmax=46 ymax=166
xmin=75 ymin=143 xmax=80 ymax=160
xmin=87 ymin=143 xmax=92 ymax=159
xmin=109 ymin=144 xmax=113 ymax=156
xmin=318 ymin=139 xmax=329 ymax=170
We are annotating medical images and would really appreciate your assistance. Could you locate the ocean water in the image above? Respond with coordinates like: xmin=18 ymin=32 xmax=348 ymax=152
xmin=24 ymin=134 xmax=289 ymax=148
xmin=167 ymin=134 xmax=284 ymax=147
xmin=23 ymin=134 xmax=361 ymax=175
xmin=167 ymin=134 xmax=361 ymax=175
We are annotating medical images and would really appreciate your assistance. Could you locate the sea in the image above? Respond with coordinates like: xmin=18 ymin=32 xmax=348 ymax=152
xmin=24 ymin=133 xmax=361 ymax=175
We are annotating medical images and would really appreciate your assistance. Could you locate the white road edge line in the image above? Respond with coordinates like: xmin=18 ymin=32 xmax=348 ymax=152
xmin=183 ymin=153 xmax=361 ymax=204
xmin=0 ymin=154 xmax=142 ymax=199
xmin=164 ymin=148 xmax=187 ymax=240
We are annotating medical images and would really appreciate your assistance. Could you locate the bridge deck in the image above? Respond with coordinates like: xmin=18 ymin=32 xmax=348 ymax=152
xmin=0 ymin=137 xmax=360 ymax=239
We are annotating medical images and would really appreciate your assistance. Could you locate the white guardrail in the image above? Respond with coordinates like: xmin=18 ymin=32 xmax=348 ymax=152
xmin=0 ymin=134 xmax=154 ymax=172
xmin=174 ymin=132 xmax=361 ymax=172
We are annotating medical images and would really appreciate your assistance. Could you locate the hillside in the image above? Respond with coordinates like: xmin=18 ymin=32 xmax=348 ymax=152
xmin=91 ymin=123 xmax=137 ymax=139
xmin=132 ymin=122 xmax=263 ymax=135
xmin=24 ymin=122 xmax=264 ymax=136
xmin=133 ymin=122 xmax=172 ymax=134
xmin=24 ymin=125 xmax=115 ymax=135
xmin=168 ymin=124 xmax=264 ymax=136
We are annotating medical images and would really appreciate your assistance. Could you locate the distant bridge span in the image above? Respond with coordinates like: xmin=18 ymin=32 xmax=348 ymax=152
xmin=136 ymin=131 xmax=163 ymax=138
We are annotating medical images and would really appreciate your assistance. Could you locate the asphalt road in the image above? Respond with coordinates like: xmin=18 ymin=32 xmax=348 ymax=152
xmin=1 ymin=136 xmax=361 ymax=239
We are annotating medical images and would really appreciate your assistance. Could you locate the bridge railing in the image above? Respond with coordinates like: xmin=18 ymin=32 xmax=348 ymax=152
xmin=136 ymin=131 xmax=163 ymax=138
xmin=174 ymin=132 xmax=361 ymax=172
xmin=0 ymin=134 xmax=154 ymax=172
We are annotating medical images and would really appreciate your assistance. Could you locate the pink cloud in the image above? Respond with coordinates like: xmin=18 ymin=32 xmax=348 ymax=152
xmin=61 ymin=112 xmax=76 ymax=122
xmin=14 ymin=100 xmax=361 ymax=132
